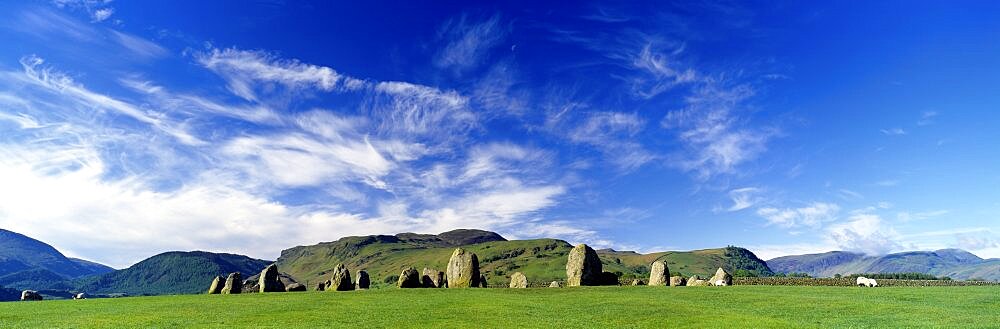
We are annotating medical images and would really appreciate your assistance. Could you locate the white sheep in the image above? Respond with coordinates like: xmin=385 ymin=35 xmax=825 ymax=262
xmin=856 ymin=276 xmax=878 ymax=287
xmin=714 ymin=280 xmax=728 ymax=286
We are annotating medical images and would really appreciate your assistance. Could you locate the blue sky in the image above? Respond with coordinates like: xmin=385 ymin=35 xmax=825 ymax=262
xmin=1 ymin=1 xmax=999 ymax=268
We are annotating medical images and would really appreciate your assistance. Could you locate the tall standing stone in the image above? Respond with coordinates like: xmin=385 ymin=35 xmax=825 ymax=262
xmin=709 ymin=267 xmax=732 ymax=286
xmin=259 ymin=264 xmax=285 ymax=292
xmin=397 ymin=267 xmax=421 ymax=288
xmin=648 ymin=260 xmax=669 ymax=286
xmin=565 ymin=244 xmax=602 ymax=286
xmin=356 ymin=270 xmax=370 ymax=289
xmin=329 ymin=264 xmax=354 ymax=291
xmin=509 ymin=272 xmax=528 ymax=288
xmin=207 ymin=275 xmax=224 ymax=294
xmin=221 ymin=272 xmax=242 ymax=294
xmin=446 ymin=248 xmax=480 ymax=288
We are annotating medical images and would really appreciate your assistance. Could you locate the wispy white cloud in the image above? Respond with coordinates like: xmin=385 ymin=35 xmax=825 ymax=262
xmin=567 ymin=111 xmax=655 ymax=171
xmin=756 ymin=202 xmax=840 ymax=228
xmin=727 ymin=187 xmax=762 ymax=212
xmin=434 ymin=14 xmax=507 ymax=72
xmin=91 ymin=7 xmax=113 ymax=22
xmin=663 ymin=82 xmax=776 ymax=179
xmin=196 ymin=48 xmax=366 ymax=102
xmin=827 ymin=213 xmax=902 ymax=255
xmin=896 ymin=210 xmax=949 ymax=222
xmin=917 ymin=111 xmax=938 ymax=126
xmin=631 ymin=43 xmax=698 ymax=99
xmin=109 ymin=30 xmax=167 ymax=58
xmin=880 ymin=128 xmax=906 ymax=136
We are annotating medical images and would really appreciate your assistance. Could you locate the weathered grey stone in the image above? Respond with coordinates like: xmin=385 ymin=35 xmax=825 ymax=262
xmin=686 ymin=275 xmax=702 ymax=286
xmin=259 ymin=264 xmax=285 ymax=293
xmin=20 ymin=290 xmax=42 ymax=301
xmin=709 ymin=267 xmax=732 ymax=286
xmin=356 ymin=270 xmax=370 ymax=289
xmin=509 ymin=272 xmax=528 ymax=288
xmin=221 ymin=272 xmax=242 ymax=294
xmin=446 ymin=248 xmax=480 ymax=288
xmin=669 ymin=276 xmax=686 ymax=287
xmin=631 ymin=279 xmax=645 ymax=286
xmin=422 ymin=268 xmax=444 ymax=288
xmin=565 ymin=244 xmax=602 ymax=287
xmin=285 ymin=283 xmax=307 ymax=292
xmin=207 ymin=275 xmax=224 ymax=294
xmin=397 ymin=267 xmax=421 ymax=288
xmin=329 ymin=264 xmax=354 ymax=291
xmin=648 ymin=260 xmax=669 ymax=286
xmin=549 ymin=281 xmax=561 ymax=288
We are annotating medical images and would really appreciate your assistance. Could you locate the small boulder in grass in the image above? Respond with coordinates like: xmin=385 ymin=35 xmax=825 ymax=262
xmin=397 ymin=267 xmax=422 ymax=288
xmin=549 ymin=281 xmax=561 ymax=288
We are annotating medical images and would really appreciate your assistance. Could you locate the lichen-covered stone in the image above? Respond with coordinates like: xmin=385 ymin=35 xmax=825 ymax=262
xmin=356 ymin=270 xmax=370 ymax=289
xmin=565 ymin=244 xmax=602 ymax=287
xmin=221 ymin=272 xmax=242 ymax=294
xmin=422 ymin=268 xmax=444 ymax=288
xmin=207 ymin=275 xmax=224 ymax=294
xmin=669 ymin=276 xmax=686 ymax=287
xmin=329 ymin=264 xmax=354 ymax=291
xmin=686 ymin=275 xmax=702 ymax=286
xmin=709 ymin=267 xmax=732 ymax=286
xmin=631 ymin=279 xmax=645 ymax=286
xmin=549 ymin=281 xmax=561 ymax=288
xmin=397 ymin=267 xmax=421 ymax=288
xmin=648 ymin=261 xmax=669 ymax=286
xmin=446 ymin=248 xmax=480 ymax=288
xmin=509 ymin=272 xmax=528 ymax=288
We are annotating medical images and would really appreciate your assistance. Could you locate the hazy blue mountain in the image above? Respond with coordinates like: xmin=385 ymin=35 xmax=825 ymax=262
xmin=75 ymin=251 xmax=271 ymax=296
xmin=768 ymin=249 xmax=1000 ymax=281
xmin=0 ymin=228 xmax=115 ymax=291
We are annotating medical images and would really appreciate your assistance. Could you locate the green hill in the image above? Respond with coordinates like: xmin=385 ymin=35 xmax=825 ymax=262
xmin=75 ymin=251 xmax=271 ymax=296
xmin=0 ymin=229 xmax=114 ymax=279
xmin=276 ymin=230 xmax=772 ymax=288
xmin=767 ymin=249 xmax=1000 ymax=281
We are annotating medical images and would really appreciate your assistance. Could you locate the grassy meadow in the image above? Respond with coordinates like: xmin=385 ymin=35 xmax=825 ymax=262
xmin=2 ymin=286 xmax=998 ymax=328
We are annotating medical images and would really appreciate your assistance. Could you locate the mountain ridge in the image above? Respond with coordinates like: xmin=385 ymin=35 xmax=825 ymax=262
xmin=767 ymin=249 xmax=1000 ymax=281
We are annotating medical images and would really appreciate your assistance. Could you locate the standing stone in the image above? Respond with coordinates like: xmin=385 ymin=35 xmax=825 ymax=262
xmin=285 ymin=283 xmax=307 ymax=292
xmin=631 ymin=279 xmax=645 ymax=286
xmin=565 ymin=244 xmax=602 ymax=287
xmin=709 ymin=267 xmax=732 ymax=286
xmin=422 ymin=268 xmax=444 ymax=288
xmin=509 ymin=272 xmax=528 ymax=288
xmin=446 ymin=248 xmax=481 ymax=288
xmin=324 ymin=279 xmax=332 ymax=290
xmin=686 ymin=275 xmax=702 ymax=286
xmin=221 ymin=272 xmax=242 ymax=294
xmin=356 ymin=270 xmax=370 ymax=289
xmin=207 ymin=275 xmax=224 ymax=294
xmin=329 ymin=264 xmax=354 ymax=291
xmin=479 ymin=274 xmax=488 ymax=288
xmin=397 ymin=267 xmax=421 ymax=288
xmin=648 ymin=260 xmax=669 ymax=286
xmin=20 ymin=290 xmax=42 ymax=301
xmin=669 ymin=276 xmax=686 ymax=287
xmin=259 ymin=264 xmax=285 ymax=292
xmin=315 ymin=282 xmax=326 ymax=291
xmin=549 ymin=281 xmax=561 ymax=288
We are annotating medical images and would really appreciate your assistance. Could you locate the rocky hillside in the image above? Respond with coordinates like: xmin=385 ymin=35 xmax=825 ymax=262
xmin=276 ymin=229 xmax=772 ymax=288
xmin=768 ymin=249 xmax=1000 ymax=280
xmin=75 ymin=251 xmax=271 ymax=296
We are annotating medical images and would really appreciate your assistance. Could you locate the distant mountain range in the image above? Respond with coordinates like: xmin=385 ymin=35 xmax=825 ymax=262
xmin=767 ymin=249 xmax=1000 ymax=281
xmin=3 ymin=226 xmax=998 ymax=300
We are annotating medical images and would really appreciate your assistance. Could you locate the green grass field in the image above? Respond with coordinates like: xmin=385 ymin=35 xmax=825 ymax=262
xmin=2 ymin=286 xmax=998 ymax=328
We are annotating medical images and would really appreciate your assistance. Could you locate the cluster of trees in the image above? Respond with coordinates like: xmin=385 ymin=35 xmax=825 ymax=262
xmin=724 ymin=246 xmax=774 ymax=277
